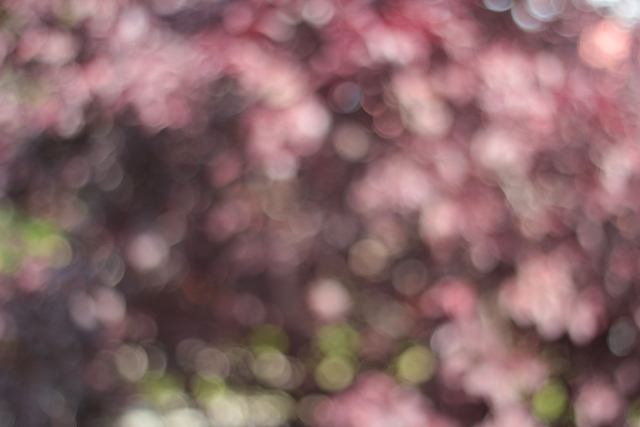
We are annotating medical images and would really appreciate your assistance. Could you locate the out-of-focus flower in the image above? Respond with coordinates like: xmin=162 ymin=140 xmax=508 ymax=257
xmin=464 ymin=355 xmax=548 ymax=410
xmin=421 ymin=278 xmax=477 ymax=319
xmin=579 ymin=20 xmax=632 ymax=70
xmin=3 ymin=0 xmax=640 ymax=425
xmin=477 ymin=406 xmax=543 ymax=427
xmin=500 ymin=251 xmax=605 ymax=343
xmin=575 ymin=379 xmax=623 ymax=427
xmin=349 ymin=154 xmax=433 ymax=215
xmin=321 ymin=373 xmax=457 ymax=427
xmin=393 ymin=70 xmax=453 ymax=139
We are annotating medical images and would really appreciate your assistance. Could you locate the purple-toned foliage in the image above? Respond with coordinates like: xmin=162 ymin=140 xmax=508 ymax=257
xmin=0 ymin=0 xmax=639 ymax=426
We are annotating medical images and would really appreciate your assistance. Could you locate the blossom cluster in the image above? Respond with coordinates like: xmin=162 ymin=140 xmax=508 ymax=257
xmin=0 ymin=0 xmax=639 ymax=426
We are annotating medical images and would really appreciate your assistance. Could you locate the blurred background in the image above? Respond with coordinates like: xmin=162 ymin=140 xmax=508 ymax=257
xmin=0 ymin=0 xmax=640 ymax=426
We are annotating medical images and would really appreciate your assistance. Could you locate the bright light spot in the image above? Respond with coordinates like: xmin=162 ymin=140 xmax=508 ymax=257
xmin=589 ymin=0 xmax=621 ymax=7
xmin=430 ymin=324 xmax=460 ymax=356
xmin=117 ymin=7 xmax=149 ymax=44
xmin=248 ymin=395 xmax=284 ymax=427
xmin=117 ymin=408 xmax=163 ymax=427
xmin=164 ymin=408 xmax=209 ymax=427
xmin=579 ymin=19 xmax=631 ymax=69
xmin=526 ymin=0 xmax=562 ymax=21
xmin=401 ymin=98 xmax=452 ymax=138
xmin=472 ymin=128 xmax=528 ymax=178
xmin=586 ymin=0 xmax=640 ymax=24
xmin=484 ymin=0 xmax=514 ymax=11
xmin=206 ymin=391 xmax=295 ymax=427
xmin=511 ymin=1 xmax=542 ymax=31
xmin=127 ymin=232 xmax=169 ymax=272
xmin=419 ymin=200 xmax=461 ymax=247
xmin=208 ymin=394 xmax=247 ymax=427
xmin=613 ymin=0 xmax=640 ymax=24
xmin=115 ymin=344 xmax=149 ymax=382
xmin=294 ymin=99 xmax=331 ymax=141
xmin=307 ymin=279 xmax=352 ymax=322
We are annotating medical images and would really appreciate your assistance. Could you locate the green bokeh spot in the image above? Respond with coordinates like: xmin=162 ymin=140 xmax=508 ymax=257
xmin=141 ymin=374 xmax=184 ymax=406
xmin=250 ymin=324 xmax=289 ymax=354
xmin=532 ymin=380 xmax=568 ymax=423
xmin=627 ymin=399 xmax=640 ymax=427
xmin=396 ymin=344 xmax=436 ymax=384
xmin=314 ymin=356 xmax=355 ymax=392
xmin=0 ymin=208 xmax=69 ymax=274
xmin=0 ymin=207 xmax=13 ymax=227
xmin=315 ymin=323 xmax=359 ymax=357
xmin=0 ymin=248 xmax=19 ymax=274
xmin=192 ymin=374 xmax=226 ymax=403
xmin=24 ymin=222 xmax=58 ymax=256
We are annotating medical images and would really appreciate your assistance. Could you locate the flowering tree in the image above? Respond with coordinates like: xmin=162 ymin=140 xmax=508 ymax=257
xmin=0 ymin=0 xmax=639 ymax=426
